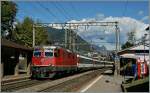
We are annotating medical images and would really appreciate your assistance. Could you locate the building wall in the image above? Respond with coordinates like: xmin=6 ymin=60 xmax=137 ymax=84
xmin=1 ymin=46 xmax=32 ymax=77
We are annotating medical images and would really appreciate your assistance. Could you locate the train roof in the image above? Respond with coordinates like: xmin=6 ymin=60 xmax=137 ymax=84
xmin=77 ymin=55 xmax=101 ymax=62
xmin=43 ymin=46 xmax=58 ymax=49
xmin=34 ymin=46 xmax=61 ymax=49
xmin=34 ymin=46 xmax=74 ymax=53
xmin=78 ymin=55 xmax=93 ymax=60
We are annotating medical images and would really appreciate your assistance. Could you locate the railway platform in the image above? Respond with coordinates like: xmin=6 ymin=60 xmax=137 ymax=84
xmin=78 ymin=70 xmax=124 ymax=92
xmin=2 ymin=74 xmax=30 ymax=83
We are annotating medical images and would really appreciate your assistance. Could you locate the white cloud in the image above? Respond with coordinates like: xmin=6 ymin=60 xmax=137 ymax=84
xmin=138 ymin=10 xmax=144 ymax=15
xmin=141 ymin=16 xmax=149 ymax=21
xmin=67 ymin=15 xmax=148 ymax=50
xmin=95 ymin=13 xmax=105 ymax=20
xmin=51 ymin=13 xmax=148 ymax=50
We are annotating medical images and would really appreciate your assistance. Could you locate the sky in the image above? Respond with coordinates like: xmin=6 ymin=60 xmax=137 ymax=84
xmin=15 ymin=1 xmax=149 ymax=50
xmin=16 ymin=1 xmax=148 ymax=23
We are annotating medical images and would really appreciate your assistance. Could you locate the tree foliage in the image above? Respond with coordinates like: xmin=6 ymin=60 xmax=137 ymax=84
xmin=127 ymin=31 xmax=136 ymax=44
xmin=1 ymin=1 xmax=17 ymax=39
xmin=14 ymin=17 xmax=48 ymax=47
xmin=121 ymin=41 xmax=134 ymax=49
xmin=121 ymin=31 xmax=136 ymax=50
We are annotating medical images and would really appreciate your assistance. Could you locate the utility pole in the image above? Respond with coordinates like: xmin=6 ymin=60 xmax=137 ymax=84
xmin=75 ymin=27 xmax=78 ymax=54
xmin=91 ymin=40 xmax=93 ymax=57
xmin=68 ymin=25 xmax=72 ymax=50
xmin=33 ymin=24 xmax=35 ymax=47
xmin=114 ymin=22 xmax=120 ymax=76
xmin=71 ymin=30 xmax=73 ymax=51
xmin=72 ymin=31 xmax=75 ymax=52
xmin=65 ymin=28 xmax=68 ymax=48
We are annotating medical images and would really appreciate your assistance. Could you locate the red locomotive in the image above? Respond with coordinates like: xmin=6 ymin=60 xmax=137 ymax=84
xmin=31 ymin=46 xmax=105 ymax=78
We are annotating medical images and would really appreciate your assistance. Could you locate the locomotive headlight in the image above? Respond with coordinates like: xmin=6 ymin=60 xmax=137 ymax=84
xmin=49 ymin=63 xmax=52 ymax=66
xmin=43 ymin=69 xmax=46 ymax=72
xmin=36 ymin=68 xmax=39 ymax=72
xmin=36 ymin=70 xmax=38 ymax=72
xmin=41 ymin=59 xmax=45 ymax=63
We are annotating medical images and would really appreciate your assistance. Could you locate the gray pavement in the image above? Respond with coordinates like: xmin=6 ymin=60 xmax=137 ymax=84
xmin=79 ymin=70 xmax=124 ymax=92
xmin=2 ymin=74 xmax=30 ymax=82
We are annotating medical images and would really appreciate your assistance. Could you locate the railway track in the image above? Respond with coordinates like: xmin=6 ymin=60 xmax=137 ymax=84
xmin=1 ymin=76 xmax=30 ymax=85
xmin=2 ymin=67 xmax=111 ymax=92
xmin=1 ymin=79 xmax=51 ymax=92
xmin=2 ymin=78 xmax=31 ymax=86
xmin=39 ymin=68 xmax=109 ymax=92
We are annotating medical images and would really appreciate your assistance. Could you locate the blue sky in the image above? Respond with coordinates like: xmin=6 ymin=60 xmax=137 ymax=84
xmin=15 ymin=1 xmax=149 ymax=50
xmin=15 ymin=1 xmax=149 ymax=23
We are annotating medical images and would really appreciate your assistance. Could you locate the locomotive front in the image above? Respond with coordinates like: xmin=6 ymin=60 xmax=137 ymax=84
xmin=31 ymin=46 xmax=56 ymax=78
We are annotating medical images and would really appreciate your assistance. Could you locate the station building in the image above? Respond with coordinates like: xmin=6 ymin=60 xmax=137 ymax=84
xmin=1 ymin=39 xmax=33 ymax=78
xmin=118 ymin=26 xmax=149 ymax=76
xmin=118 ymin=43 xmax=149 ymax=63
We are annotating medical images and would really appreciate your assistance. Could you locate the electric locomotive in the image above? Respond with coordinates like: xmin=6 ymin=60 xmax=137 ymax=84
xmin=31 ymin=46 xmax=77 ymax=78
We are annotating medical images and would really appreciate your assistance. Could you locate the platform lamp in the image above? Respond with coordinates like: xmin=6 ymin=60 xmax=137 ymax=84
xmin=142 ymin=33 xmax=147 ymax=79
xmin=143 ymin=33 xmax=147 ymax=63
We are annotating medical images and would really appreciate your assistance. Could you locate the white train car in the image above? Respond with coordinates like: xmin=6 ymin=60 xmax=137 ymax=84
xmin=77 ymin=55 xmax=105 ymax=71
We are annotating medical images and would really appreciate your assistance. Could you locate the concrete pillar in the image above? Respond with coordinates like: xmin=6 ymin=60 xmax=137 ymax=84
xmin=19 ymin=53 xmax=27 ymax=73
xmin=27 ymin=52 xmax=32 ymax=75
xmin=14 ymin=52 xmax=19 ymax=76
xmin=27 ymin=63 xmax=31 ymax=75
xmin=1 ymin=62 xmax=4 ymax=78
xmin=117 ymin=61 xmax=120 ymax=75
xmin=14 ymin=63 xmax=19 ymax=76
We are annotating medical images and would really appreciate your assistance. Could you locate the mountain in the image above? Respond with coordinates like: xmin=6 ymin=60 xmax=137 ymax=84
xmin=45 ymin=27 xmax=91 ymax=54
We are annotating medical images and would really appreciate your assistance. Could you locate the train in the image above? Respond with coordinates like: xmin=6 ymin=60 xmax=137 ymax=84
xmin=31 ymin=46 xmax=112 ymax=78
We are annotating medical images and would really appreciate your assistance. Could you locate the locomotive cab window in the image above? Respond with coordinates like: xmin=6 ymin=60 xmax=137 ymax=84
xmin=54 ymin=49 xmax=60 ymax=57
xmin=34 ymin=51 xmax=41 ymax=57
xmin=45 ymin=52 xmax=53 ymax=57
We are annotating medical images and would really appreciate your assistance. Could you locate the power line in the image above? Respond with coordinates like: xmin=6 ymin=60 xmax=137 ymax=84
xmin=122 ymin=0 xmax=128 ymax=16
xmin=32 ymin=3 xmax=52 ymax=22
xmin=37 ymin=2 xmax=62 ymax=22
xmin=51 ymin=2 xmax=70 ymax=21
xmin=56 ymin=1 xmax=74 ymax=20
xmin=50 ymin=41 xmax=123 ymax=45
xmin=70 ymin=2 xmax=82 ymax=19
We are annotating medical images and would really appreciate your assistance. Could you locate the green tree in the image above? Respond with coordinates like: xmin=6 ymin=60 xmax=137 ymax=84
xmin=121 ymin=30 xmax=136 ymax=50
xmin=35 ymin=26 xmax=48 ymax=46
xmin=14 ymin=17 xmax=48 ymax=47
xmin=121 ymin=41 xmax=134 ymax=49
xmin=127 ymin=31 xmax=136 ymax=44
xmin=1 ymin=1 xmax=17 ymax=39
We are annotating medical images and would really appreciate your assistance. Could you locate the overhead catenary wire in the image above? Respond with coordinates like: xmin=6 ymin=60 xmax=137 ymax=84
xmin=70 ymin=1 xmax=82 ymax=19
xmin=37 ymin=2 xmax=62 ymax=22
xmin=56 ymin=1 xmax=74 ymax=20
xmin=51 ymin=2 xmax=70 ymax=21
xmin=122 ymin=0 xmax=128 ymax=16
xmin=32 ymin=3 xmax=52 ymax=22
xmin=51 ymin=42 xmax=124 ymax=45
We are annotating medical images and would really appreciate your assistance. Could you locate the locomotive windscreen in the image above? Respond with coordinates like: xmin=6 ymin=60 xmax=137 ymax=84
xmin=45 ymin=52 xmax=53 ymax=57
xmin=44 ymin=48 xmax=54 ymax=57
xmin=34 ymin=51 xmax=41 ymax=57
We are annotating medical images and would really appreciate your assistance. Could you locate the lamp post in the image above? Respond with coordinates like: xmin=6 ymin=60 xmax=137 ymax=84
xmin=33 ymin=24 xmax=35 ymax=47
xmin=144 ymin=34 xmax=147 ymax=63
